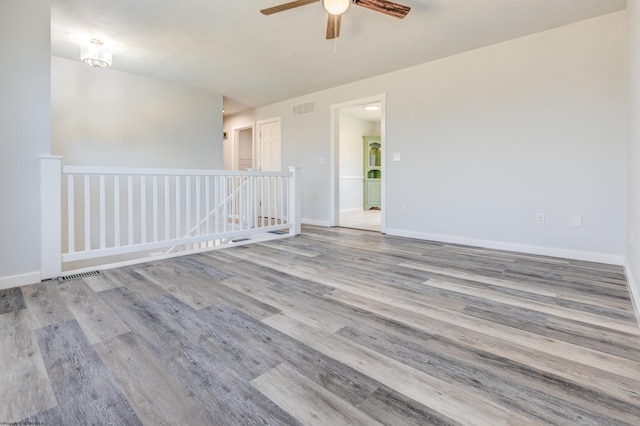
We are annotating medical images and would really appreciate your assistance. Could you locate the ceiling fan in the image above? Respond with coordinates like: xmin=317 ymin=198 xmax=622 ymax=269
xmin=261 ymin=0 xmax=411 ymax=40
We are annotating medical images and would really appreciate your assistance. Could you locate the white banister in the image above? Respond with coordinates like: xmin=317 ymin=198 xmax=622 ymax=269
xmin=55 ymin=165 xmax=301 ymax=268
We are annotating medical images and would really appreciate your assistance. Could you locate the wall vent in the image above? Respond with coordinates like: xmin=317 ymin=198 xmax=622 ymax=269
xmin=292 ymin=100 xmax=315 ymax=116
xmin=57 ymin=270 xmax=102 ymax=282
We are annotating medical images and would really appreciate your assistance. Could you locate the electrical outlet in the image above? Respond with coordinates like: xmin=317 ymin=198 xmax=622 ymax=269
xmin=571 ymin=214 xmax=583 ymax=228
xmin=401 ymin=205 xmax=407 ymax=214
xmin=536 ymin=213 xmax=545 ymax=224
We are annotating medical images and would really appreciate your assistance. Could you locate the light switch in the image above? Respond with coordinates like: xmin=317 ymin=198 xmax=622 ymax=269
xmin=392 ymin=152 xmax=401 ymax=162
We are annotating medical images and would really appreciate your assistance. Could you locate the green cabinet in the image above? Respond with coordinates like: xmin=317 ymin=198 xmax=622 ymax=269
xmin=363 ymin=136 xmax=381 ymax=209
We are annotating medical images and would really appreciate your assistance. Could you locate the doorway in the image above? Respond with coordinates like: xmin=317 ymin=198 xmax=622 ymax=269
xmin=330 ymin=95 xmax=386 ymax=232
xmin=233 ymin=126 xmax=254 ymax=170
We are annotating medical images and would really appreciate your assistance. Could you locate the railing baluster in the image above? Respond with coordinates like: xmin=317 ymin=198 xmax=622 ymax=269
xmin=153 ymin=175 xmax=158 ymax=243
xmin=141 ymin=175 xmax=146 ymax=244
xmin=232 ymin=176 xmax=237 ymax=231
xmin=223 ymin=177 xmax=229 ymax=233
xmin=67 ymin=174 xmax=75 ymax=253
xmin=260 ymin=176 xmax=265 ymax=228
xmin=205 ymin=176 xmax=211 ymax=235
xmin=99 ymin=174 xmax=106 ymax=249
xmin=214 ymin=176 xmax=220 ymax=234
xmin=128 ymin=175 xmax=134 ymax=246
xmin=84 ymin=174 xmax=91 ymax=251
xmin=164 ymin=176 xmax=170 ymax=242
xmin=186 ymin=176 xmax=191 ymax=237
xmin=114 ymin=175 xmax=120 ymax=247
xmin=175 ymin=176 xmax=181 ymax=240
xmin=195 ymin=176 xmax=201 ymax=237
xmin=240 ymin=176 xmax=245 ymax=230
xmin=276 ymin=176 xmax=284 ymax=225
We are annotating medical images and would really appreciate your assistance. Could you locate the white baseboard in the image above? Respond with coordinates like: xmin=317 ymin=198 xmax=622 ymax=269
xmin=623 ymin=259 xmax=640 ymax=328
xmin=301 ymin=218 xmax=332 ymax=227
xmin=0 ymin=271 xmax=41 ymax=290
xmin=384 ymin=228 xmax=624 ymax=265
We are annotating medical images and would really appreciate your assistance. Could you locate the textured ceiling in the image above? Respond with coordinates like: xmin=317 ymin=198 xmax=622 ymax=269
xmin=50 ymin=0 xmax=627 ymax=115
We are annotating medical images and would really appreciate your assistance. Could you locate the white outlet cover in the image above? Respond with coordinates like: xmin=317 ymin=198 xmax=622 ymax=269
xmin=392 ymin=152 xmax=401 ymax=162
xmin=571 ymin=214 xmax=583 ymax=227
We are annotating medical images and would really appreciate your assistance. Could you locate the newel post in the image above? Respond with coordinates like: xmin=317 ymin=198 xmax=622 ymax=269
xmin=41 ymin=155 xmax=62 ymax=279
xmin=288 ymin=166 xmax=302 ymax=236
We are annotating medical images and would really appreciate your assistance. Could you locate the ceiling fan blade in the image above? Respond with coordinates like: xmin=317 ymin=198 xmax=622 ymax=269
xmin=355 ymin=0 xmax=411 ymax=19
xmin=260 ymin=0 xmax=319 ymax=15
xmin=326 ymin=13 xmax=342 ymax=39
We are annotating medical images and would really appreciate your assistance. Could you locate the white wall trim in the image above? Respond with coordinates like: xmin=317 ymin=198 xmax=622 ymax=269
xmin=623 ymin=259 xmax=640 ymax=328
xmin=0 ymin=271 xmax=41 ymax=291
xmin=302 ymin=218 xmax=332 ymax=227
xmin=385 ymin=228 xmax=624 ymax=265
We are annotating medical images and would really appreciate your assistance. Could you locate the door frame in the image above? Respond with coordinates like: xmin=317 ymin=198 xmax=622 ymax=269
xmin=232 ymin=123 xmax=255 ymax=170
xmin=329 ymin=94 xmax=387 ymax=232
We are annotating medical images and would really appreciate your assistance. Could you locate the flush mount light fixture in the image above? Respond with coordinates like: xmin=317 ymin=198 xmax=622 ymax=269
xmin=80 ymin=39 xmax=112 ymax=68
xmin=323 ymin=0 xmax=350 ymax=15
xmin=364 ymin=105 xmax=379 ymax=111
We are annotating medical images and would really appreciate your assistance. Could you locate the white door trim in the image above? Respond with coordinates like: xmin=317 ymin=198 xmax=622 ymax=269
xmin=329 ymin=94 xmax=387 ymax=232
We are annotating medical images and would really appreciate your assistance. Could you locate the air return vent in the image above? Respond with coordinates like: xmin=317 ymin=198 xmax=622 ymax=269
xmin=292 ymin=100 xmax=315 ymax=116
xmin=57 ymin=270 xmax=102 ymax=282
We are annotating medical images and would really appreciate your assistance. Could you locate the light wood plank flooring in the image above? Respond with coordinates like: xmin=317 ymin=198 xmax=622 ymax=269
xmin=339 ymin=209 xmax=381 ymax=232
xmin=2 ymin=225 xmax=640 ymax=425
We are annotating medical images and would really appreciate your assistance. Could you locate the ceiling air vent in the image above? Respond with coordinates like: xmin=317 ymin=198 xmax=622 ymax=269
xmin=292 ymin=100 xmax=315 ymax=116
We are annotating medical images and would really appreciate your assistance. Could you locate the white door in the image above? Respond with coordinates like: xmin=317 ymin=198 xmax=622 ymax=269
xmin=257 ymin=118 xmax=282 ymax=222
xmin=258 ymin=118 xmax=281 ymax=172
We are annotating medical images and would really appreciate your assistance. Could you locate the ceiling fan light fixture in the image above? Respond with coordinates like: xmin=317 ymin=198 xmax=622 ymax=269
xmin=81 ymin=38 xmax=112 ymax=68
xmin=323 ymin=0 xmax=350 ymax=15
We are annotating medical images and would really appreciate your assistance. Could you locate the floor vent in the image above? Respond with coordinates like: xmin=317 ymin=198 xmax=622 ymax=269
xmin=268 ymin=229 xmax=289 ymax=235
xmin=292 ymin=100 xmax=315 ymax=116
xmin=231 ymin=238 xmax=250 ymax=243
xmin=58 ymin=270 xmax=102 ymax=282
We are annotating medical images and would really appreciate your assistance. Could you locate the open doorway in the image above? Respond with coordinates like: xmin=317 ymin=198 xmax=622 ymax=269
xmin=234 ymin=126 xmax=254 ymax=170
xmin=330 ymin=95 xmax=386 ymax=232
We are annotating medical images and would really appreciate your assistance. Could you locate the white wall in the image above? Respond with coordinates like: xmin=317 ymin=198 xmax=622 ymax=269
xmin=230 ymin=12 xmax=626 ymax=262
xmin=52 ymin=56 xmax=223 ymax=169
xmin=0 ymin=0 xmax=50 ymax=288
xmin=626 ymin=0 xmax=640 ymax=317
xmin=339 ymin=114 xmax=376 ymax=211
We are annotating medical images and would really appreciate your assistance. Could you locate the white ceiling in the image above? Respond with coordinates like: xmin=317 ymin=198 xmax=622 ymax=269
xmin=50 ymin=0 xmax=626 ymax=115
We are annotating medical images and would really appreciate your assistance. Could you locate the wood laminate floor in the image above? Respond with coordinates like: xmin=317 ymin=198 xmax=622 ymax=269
xmin=2 ymin=225 xmax=640 ymax=425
